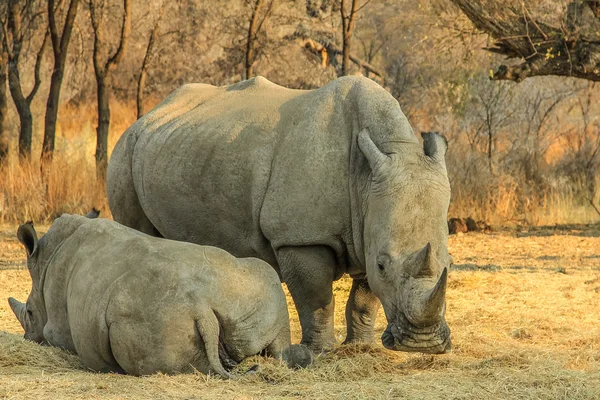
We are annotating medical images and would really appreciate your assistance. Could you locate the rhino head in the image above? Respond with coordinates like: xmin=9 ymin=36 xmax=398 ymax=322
xmin=358 ymin=129 xmax=452 ymax=354
xmin=8 ymin=210 xmax=100 ymax=344
xmin=9 ymin=222 xmax=47 ymax=344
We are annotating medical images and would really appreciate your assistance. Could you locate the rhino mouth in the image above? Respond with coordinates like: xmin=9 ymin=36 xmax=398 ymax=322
xmin=381 ymin=313 xmax=451 ymax=354
xmin=24 ymin=331 xmax=47 ymax=345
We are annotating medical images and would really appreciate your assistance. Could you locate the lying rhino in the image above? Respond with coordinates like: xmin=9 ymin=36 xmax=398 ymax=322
xmin=8 ymin=215 xmax=312 ymax=377
xmin=107 ymin=76 xmax=452 ymax=353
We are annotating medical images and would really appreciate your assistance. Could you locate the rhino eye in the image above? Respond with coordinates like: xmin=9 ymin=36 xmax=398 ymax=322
xmin=376 ymin=254 xmax=390 ymax=273
xmin=27 ymin=310 xmax=33 ymax=318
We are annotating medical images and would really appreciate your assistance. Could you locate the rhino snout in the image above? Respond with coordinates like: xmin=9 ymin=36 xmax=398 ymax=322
xmin=381 ymin=316 xmax=451 ymax=354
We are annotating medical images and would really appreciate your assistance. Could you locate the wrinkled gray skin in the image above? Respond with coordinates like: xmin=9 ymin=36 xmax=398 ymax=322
xmin=107 ymin=76 xmax=452 ymax=353
xmin=8 ymin=215 xmax=312 ymax=377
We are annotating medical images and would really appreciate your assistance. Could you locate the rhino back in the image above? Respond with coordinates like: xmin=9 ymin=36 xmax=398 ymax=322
xmin=121 ymin=76 xmax=415 ymax=273
xmin=128 ymin=77 xmax=305 ymax=264
xmin=56 ymin=218 xmax=284 ymax=370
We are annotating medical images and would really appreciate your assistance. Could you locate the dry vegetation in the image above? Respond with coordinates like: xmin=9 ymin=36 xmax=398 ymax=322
xmin=1 ymin=0 xmax=600 ymax=226
xmin=0 ymin=1 xmax=599 ymax=397
xmin=1 ymin=224 xmax=599 ymax=399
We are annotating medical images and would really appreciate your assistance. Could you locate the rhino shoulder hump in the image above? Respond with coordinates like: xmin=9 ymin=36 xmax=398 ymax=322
xmin=225 ymin=75 xmax=282 ymax=92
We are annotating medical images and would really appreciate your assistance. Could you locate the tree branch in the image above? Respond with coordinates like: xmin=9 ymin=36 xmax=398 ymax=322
xmin=137 ymin=5 xmax=163 ymax=118
xmin=60 ymin=0 xmax=79 ymax=55
xmin=26 ymin=27 xmax=48 ymax=105
xmin=89 ymin=0 xmax=104 ymax=80
xmin=105 ymin=0 xmax=131 ymax=73
xmin=450 ymin=0 xmax=600 ymax=82
xmin=48 ymin=0 xmax=60 ymax=52
xmin=302 ymin=38 xmax=384 ymax=79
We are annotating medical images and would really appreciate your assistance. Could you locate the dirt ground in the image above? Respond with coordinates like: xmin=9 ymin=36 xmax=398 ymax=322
xmin=1 ymin=223 xmax=599 ymax=399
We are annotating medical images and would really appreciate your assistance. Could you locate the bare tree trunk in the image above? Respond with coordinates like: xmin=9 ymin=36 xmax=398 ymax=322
xmin=5 ymin=0 xmax=47 ymax=160
xmin=42 ymin=0 xmax=80 ymax=162
xmin=95 ymin=79 xmax=109 ymax=180
xmin=0 ymin=31 xmax=8 ymax=164
xmin=246 ymin=0 xmax=265 ymax=79
xmin=487 ymin=129 xmax=493 ymax=173
xmin=340 ymin=0 xmax=360 ymax=77
xmin=90 ymin=0 xmax=132 ymax=180
xmin=136 ymin=64 xmax=147 ymax=119
xmin=9 ymin=77 xmax=33 ymax=159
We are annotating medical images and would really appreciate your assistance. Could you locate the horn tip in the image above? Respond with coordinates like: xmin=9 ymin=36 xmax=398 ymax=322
xmin=437 ymin=267 xmax=448 ymax=287
xmin=8 ymin=297 xmax=21 ymax=311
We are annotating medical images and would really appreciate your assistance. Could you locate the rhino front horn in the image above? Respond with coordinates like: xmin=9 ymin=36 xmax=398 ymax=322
xmin=420 ymin=267 xmax=448 ymax=322
xmin=8 ymin=297 xmax=27 ymax=330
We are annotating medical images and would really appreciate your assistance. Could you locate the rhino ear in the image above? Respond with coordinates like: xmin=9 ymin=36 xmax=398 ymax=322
xmin=421 ymin=132 xmax=448 ymax=165
xmin=17 ymin=222 xmax=38 ymax=257
xmin=358 ymin=128 xmax=390 ymax=174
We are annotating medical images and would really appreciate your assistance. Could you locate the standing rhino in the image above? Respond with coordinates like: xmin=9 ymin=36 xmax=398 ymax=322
xmin=107 ymin=76 xmax=452 ymax=353
xmin=8 ymin=215 xmax=312 ymax=377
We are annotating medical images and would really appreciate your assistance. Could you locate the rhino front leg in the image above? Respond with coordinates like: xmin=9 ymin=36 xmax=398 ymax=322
xmin=276 ymin=246 xmax=336 ymax=352
xmin=343 ymin=277 xmax=380 ymax=344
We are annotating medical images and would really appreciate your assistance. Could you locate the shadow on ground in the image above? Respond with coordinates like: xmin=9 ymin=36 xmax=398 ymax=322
xmin=498 ymin=223 xmax=600 ymax=238
xmin=450 ymin=263 xmax=576 ymax=274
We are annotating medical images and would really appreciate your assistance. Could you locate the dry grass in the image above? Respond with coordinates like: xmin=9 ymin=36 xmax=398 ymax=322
xmin=1 ymin=100 xmax=599 ymax=226
xmin=0 ymin=101 xmax=133 ymax=224
xmin=1 ymin=226 xmax=599 ymax=399
xmin=1 ymin=151 xmax=597 ymax=226
xmin=0 ymin=102 xmax=598 ymax=398
xmin=0 ymin=159 xmax=109 ymax=224
xmin=448 ymin=178 xmax=600 ymax=227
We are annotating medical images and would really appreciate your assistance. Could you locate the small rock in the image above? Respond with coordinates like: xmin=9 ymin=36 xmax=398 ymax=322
xmin=511 ymin=328 xmax=532 ymax=339
xmin=448 ymin=218 xmax=468 ymax=234
xmin=465 ymin=217 xmax=479 ymax=232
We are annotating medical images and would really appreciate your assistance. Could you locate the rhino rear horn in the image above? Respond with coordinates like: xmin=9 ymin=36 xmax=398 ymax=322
xmin=421 ymin=132 xmax=448 ymax=165
xmin=85 ymin=208 xmax=100 ymax=219
xmin=412 ymin=243 xmax=435 ymax=278
xmin=8 ymin=297 xmax=27 ymax=330
xmin=17 ymin=222 xmax=38 ymax=257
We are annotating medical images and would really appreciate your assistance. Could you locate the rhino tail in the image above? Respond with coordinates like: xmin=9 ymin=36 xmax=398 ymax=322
xmin=195 ymin=313 xmax=234 ymax=379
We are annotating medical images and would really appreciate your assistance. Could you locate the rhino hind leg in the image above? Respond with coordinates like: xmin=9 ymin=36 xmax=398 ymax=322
xmin=107 ymin=180 xmax=159 ymax=236
xmin=343 ymin=277 xmax=381 ymax=344
xmin=106 ymin=131 xmax=160 ymax=237
xmin=276 ymin=245 xmax=336 ymax=352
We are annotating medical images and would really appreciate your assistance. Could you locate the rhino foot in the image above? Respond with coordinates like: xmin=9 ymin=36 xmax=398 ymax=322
xmin=282 ymin=344 xmax=314 ymax=369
